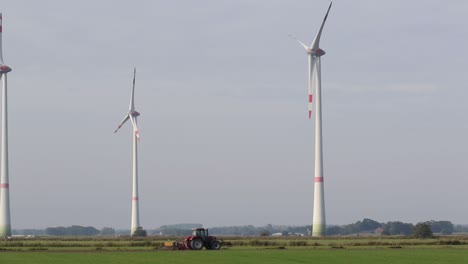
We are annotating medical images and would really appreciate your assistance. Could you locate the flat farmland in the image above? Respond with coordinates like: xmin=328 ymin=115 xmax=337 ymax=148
xmin=1 ymin=249 xmax=468 ymax=264
xmin=1 ymin=236 xmax=468 ymax=264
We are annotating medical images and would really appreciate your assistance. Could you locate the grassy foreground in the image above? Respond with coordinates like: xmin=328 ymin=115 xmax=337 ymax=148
xmin=1 ymin=248 xmax=468 ymax=264
xmin=1 ymin=236 xmax=468 ymax=263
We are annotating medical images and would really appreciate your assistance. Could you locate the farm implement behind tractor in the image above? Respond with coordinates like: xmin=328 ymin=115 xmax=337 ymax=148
xmin=163 ymin=228 xmax=222 ymax=250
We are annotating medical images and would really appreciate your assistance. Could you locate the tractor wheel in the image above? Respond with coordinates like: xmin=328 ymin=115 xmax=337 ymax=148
xmin=190 ymin=238 xmax=204 ymax=250
xmin=210 ymin=240 xmax=222 ymax=250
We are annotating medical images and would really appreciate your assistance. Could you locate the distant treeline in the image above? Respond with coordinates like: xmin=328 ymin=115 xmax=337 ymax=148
xmin=11 ymin=220 xmax=468 ymax=236
xmin=45 ymin=226 xmax=100 ymax=236
xmin=13 ymin=226 xmax=116 ymax=236
xmin=155 ymin=223 xmax=203 ymax=236
xmin=155 ymin=220 xmax=465 ymax=236
xmin=326 ymin=219 xmax=457 ymax=236
xmin=152 ymin=220 xmax=467 ymax=236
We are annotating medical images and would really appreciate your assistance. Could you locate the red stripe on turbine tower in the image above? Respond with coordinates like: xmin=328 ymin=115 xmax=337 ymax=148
xmin=309 ymin=94 xmax=313 ymax=119
xmin=132 ymin=197 xmax=139 ymax=201
xmin=314 ymin=177 xmax=323 ymax=183
xmin=0 ymin=183 xmax=8 ymax=188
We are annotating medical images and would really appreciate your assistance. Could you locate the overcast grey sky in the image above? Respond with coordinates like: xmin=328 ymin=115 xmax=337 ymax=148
xmin=1 ymin=0 xmax=467 ymax=229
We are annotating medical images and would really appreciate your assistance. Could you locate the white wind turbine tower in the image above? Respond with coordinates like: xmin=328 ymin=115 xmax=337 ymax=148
xmin=291 ymin=2 xmax=332 ymax=237
xmin=0 ymin=13 xmax=12 ymax=238
xmin=114 ymin=68 xmax=142 ymax=236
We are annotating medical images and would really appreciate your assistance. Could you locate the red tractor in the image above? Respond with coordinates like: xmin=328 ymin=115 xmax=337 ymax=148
xmin=164 ymin=228 xmax=222 ymax=250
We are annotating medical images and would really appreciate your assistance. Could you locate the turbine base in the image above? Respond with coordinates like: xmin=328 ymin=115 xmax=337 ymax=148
xmin=0 ymin=224 xmax=11 ymax=237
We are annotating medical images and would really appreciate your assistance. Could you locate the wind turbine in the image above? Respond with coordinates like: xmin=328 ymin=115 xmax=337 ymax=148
xmin=291 ymin=2 xmax=332 ymax=237
xmin=114 ymin=68 xmax=142 ymax=236
xmin=0 ymin=13 xmax=12 ymax=238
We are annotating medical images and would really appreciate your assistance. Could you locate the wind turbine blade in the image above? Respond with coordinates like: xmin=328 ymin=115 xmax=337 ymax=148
xmin=129 ymin=68 xmax=136 ymax=110
xmin=129 ymin=116 xmax=140 ymax=141
xmin=308 ymin=55 xmax=316 ymax=119
xmin=310 ymin=2 xmax=332 ymax=50
xmin=114 ymin=115 xmax=130 ymax=133
xmin=288 ymin=34 xmax=308 ymax=49
xmin=0 ymin=13 xmax=4 ymax=64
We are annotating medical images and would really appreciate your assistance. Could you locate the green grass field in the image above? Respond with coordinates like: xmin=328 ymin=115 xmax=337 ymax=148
xmin=1 ymin=249 xmax=468 ymax=264
xmin=1 ymin=236 xmax=468 ymax=263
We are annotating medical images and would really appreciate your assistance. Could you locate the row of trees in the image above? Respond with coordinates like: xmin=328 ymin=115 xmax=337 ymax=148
xmin=155 ymin=223 xmax=203 ymax=236
xmin=45 ymin=226 xmax=100 ymax=236
xmin=11 ymin=220 xmax=468 ymax=237
xmin=152 ymin=219 xmax=454 ymax=236
xmin=154 ymin=224 xmax=310 ymax=236
xmin=13 ymin=226 xmax=149 ymax=237
xmin=13 ymin=227 xmax=116 ymax=236
xmin=45 ymin=226 xmax=149 ymax=237
xmin=326 ymin=219 xmax=454 ymax=236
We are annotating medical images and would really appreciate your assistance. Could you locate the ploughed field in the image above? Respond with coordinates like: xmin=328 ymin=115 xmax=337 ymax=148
xmin=1 ymin=236 xmax=468 ymax=264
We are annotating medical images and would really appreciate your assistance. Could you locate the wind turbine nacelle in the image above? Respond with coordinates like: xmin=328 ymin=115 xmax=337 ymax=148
xmin=130 ymin=110 xmax=140 ymax=117
xmin=306 ymin=48 xmax=326 ymax=57
xmin=0 ymin=65 xmax=12 ymax=73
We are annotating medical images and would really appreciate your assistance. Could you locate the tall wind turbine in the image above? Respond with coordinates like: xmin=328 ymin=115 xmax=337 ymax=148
xmin=114 ymin=68 xmax=142 ymax=236
xmin=0 ymin=13 xmax=12 ymax=238
xmin=291 ymin=2 xmax=332 ymax=237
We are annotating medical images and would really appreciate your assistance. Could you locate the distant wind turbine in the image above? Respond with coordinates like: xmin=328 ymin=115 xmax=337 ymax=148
xmin=114 ymin=68 xmax=142 ymax=236
xmin=0 ymin=13 xmax=12 ymax=238
xmin=290 ymin=2 xmax=332 ymax=237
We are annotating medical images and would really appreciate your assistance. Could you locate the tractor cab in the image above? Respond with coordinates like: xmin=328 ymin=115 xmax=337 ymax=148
xmin=192 ymin=228 xmax=208 ymax=238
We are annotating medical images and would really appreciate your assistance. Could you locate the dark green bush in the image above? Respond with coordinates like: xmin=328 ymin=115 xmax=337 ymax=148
xmin=288 ymin=241 xmax=307 ymax=246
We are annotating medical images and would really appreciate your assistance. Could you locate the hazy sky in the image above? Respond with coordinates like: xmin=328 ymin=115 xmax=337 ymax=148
xmin=1 ymin=0 xmax=467 ymax=229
